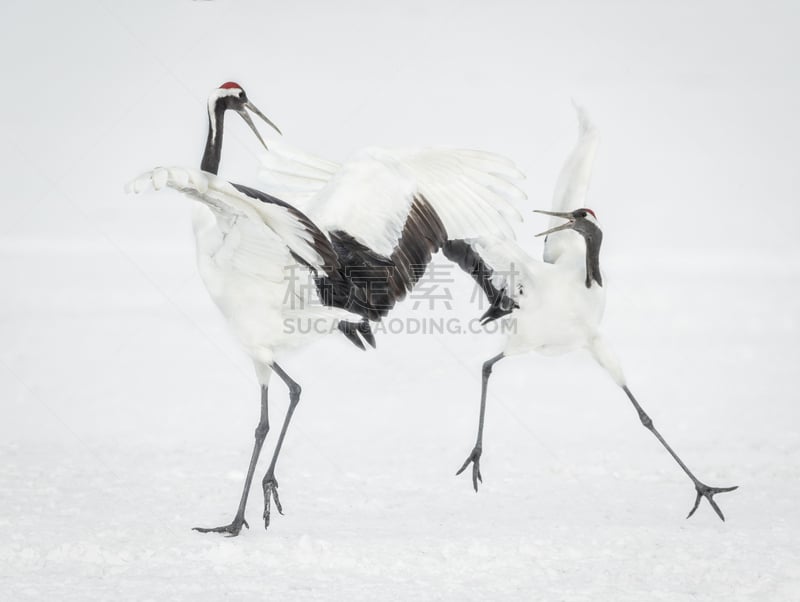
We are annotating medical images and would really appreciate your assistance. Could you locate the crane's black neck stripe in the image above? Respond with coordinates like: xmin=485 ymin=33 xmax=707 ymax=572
xmin=583 ymin=223 xmax=603 ymax=289
xmin=201 ymin=102 xmax=227 ymax=174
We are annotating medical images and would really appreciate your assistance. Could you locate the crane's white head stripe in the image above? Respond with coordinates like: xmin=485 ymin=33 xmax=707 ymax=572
xmin=207 ymin=86 xmax=244 ymax=145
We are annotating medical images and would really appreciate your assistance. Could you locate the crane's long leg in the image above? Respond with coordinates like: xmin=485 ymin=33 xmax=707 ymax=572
xmin=194 ymin=385 xmax=270 ymax=536
xmin=622 ymin=385 xmax=738 ymax=521
xmin=457 ymin=353 xmax=505 ymax=492
xmin=261 ymin=362 xmax=302 ymax=529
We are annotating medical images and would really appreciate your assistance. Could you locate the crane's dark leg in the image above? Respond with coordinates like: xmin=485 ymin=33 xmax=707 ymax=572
xmin=194 ymin=385 xmax=270 ymax=536
xmin=457 ymin=353 xmax=504 ymax=492
xmin=261 ymin=363 xmax=302 ymax=529
xmin=622 ymin=385 xmax=738 ymax=521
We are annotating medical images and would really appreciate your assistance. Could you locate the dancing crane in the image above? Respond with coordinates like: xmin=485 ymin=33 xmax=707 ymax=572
xmin=449 ymin=105 xmax=737 ymax=520
xmin=128 ymin=82 xmax=525 ymax=535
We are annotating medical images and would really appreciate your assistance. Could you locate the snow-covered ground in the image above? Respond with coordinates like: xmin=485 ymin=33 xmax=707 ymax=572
xmin=1 ymin=1 xmax=799 ymax=600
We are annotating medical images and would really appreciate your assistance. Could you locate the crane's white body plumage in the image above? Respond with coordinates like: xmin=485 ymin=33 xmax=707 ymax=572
xmin=475 ymin=236 xmax=607 ymax=358
xmin=465 ymin=105 xmax=624 ymax=384
xmin=128 ymin=167 xmax=358 ymax=369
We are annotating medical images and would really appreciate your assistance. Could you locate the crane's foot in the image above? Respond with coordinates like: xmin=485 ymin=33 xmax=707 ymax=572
xmin=687 ymin=481 xmax=739 ymax=521
xmin=456 ymin=445 xmax=483 ymax=492
xmin=193 ymin=515 xmax=249 ymax=537
xmin=262 ymin=475 xmax=283 ymax=529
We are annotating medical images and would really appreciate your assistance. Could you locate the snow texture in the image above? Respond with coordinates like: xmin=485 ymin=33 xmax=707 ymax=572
xmin=1 ymin=1 xmax=799 ymax=600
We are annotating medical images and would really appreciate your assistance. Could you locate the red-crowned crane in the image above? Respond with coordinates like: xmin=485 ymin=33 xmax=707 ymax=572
xmin=446 ymin=105 xmax=738 ymax=521
xmin=128 ymin=82 xmax=525 ymax=535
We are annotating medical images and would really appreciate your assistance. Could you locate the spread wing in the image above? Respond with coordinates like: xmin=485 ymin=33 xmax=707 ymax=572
xmin=543 ymin=103 xmax=600 ymax=264
xmin=258 ymin=142 xmax=527 ymax=258
xmin=126 ymin=166 xmax=338 ymax=276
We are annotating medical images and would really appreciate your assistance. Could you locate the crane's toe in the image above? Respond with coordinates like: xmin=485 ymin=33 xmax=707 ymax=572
xmin=262 ymin=476 xmax=284 ymax=530
xmin=456 ymin=446 xmax=483 ymax=492
xmin=687 ymin=482 xmax=739 ymax=521
xmin=193 ymin=516 xmax=249 ymax=537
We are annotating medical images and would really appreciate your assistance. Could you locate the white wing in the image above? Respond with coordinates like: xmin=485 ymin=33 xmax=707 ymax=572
xmin=189 ymin=204 xmax=297 ymax=285
xmin=126 ymin=166 xmax=338 ymax=275
xmin=256 ymin=139 xmax=339 ymax=206
xmin=258 ymin=143 xmax=526 ymax=258
xmin=127 ymin=167 xmax=362 ymax=362
xmin=543 ymin=103 xmax=600 ymax=264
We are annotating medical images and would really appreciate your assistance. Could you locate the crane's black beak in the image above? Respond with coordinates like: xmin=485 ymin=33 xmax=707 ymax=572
xmin=533 ymin=209 xmax=575 ymax=237
xmin=236 ymin=101 xmax=282 ymax=150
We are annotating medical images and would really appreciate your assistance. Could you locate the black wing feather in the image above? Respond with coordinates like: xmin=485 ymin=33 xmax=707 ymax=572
xmin=442 ymin=239 xmax=518 ymax=324
xmin=318 ymin=194 xmax=448 ymax=322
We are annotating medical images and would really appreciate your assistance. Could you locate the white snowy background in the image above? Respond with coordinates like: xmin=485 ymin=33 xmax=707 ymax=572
xmin=1 ymin=1 xmax=798 ymax=599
